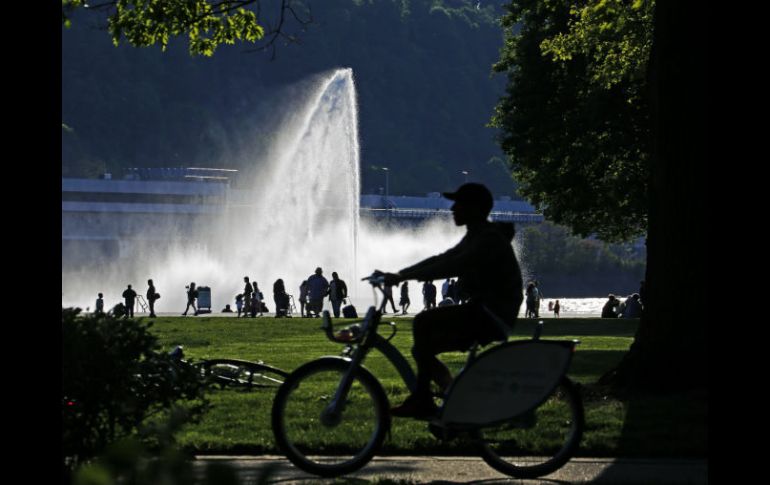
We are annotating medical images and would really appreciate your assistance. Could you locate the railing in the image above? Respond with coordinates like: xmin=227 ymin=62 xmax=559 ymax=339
xmin=360 ymin=208 xmax=544 ymax=223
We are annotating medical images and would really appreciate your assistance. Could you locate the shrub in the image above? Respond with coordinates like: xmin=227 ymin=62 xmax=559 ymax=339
xmin=62 ymin=308 xmax=208 ymax=473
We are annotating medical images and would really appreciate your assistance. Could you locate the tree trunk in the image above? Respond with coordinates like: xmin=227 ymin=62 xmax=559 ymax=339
xmin=604 ymin=1 xmax=707 ymax=392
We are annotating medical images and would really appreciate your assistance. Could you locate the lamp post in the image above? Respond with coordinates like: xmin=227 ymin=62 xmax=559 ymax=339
xmin=460 ymin=170 xmax=469 ymax=184
xmin=382 ymin=167 xmax=389 ymax=199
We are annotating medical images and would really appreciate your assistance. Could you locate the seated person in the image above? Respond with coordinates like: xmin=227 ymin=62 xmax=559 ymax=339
xmin=601 ymin=295 xmax=620 ymax=318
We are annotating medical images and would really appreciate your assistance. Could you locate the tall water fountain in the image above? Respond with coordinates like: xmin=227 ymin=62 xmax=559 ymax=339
xmin=62 ymin=68 xmax=467 ymax=312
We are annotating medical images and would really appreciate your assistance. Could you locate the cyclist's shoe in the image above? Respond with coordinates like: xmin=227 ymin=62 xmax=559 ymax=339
xmin=390 ymin=395 xmax=438 ymax=419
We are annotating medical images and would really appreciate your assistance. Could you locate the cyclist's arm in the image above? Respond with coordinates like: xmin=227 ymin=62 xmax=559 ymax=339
xmin=397 ymin=238 xmax=479 ymax=282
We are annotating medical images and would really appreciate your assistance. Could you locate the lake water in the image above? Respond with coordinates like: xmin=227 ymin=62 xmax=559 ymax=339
xmin=518 ymin=297 xmax=606 ymax=318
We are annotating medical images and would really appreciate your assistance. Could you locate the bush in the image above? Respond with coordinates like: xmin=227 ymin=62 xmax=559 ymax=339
xmin=62 ymin=308 xmax=208 ymax=473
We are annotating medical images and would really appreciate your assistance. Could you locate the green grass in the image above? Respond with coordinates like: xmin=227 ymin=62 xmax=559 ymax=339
xmin=142 ymin=315 xmax=705 ymax=458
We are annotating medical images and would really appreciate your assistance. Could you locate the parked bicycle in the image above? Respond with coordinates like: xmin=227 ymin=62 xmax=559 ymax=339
xmin=271 ymin=272 xmax=584 ymax=479
xmin=170 ymin=346 xmax=288 ymax=390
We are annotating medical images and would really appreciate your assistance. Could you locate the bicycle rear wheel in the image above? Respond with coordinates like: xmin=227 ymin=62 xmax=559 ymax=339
xmin=199 ymin=359 xmax=288 ymax=390
xmin=272 ymin=358 xmax=390 ymax=477
xmin=476 ymin=376 xmax=584 ymax=479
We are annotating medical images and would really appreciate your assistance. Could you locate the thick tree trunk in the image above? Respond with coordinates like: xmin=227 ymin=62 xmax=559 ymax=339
xmin=604 ymin=1 xmax=707 ymax=392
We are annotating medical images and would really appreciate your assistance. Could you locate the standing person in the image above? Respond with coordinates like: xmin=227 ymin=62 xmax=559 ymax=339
xmin=525 ymin=282 xmax=536 ymax=318
xmin=554 ymin=299 xmax=561 ymax=318
xmin=146 ymin=279 xmax=158 ymax=318
xmin=299 ymin=280 xmax=309 ymax=317
xmin=399 ymin=281 xmax=411 ymax=315
xmin=242 ymin=277 xmax=253 ymax=317
xmin=182 ymin=282 xmax=199 ymax=316
xmin=441 ymin=278 xmax=450 ymax=301
xmin=252 ymin=281 xmax=263 ymax=317
xmin=533 ymin=281 xmax=543 ymax=318
xmin=328 ymin=272 xmax=349 ymax=318
xmin=379 ymin=283 xmax=398 ymax=314
xmin=377 ymin=183 xmax=523 ymax=418
xmin=122 ymin=284 xmax=137 ymax=318
xmin=273 ymin=279 xmax=290 ymax=317
xmin=428 ymin=280 xmax=437 ymax=309
xmin=447 ymin=279 xmax=456 ymax=304
xmin=95 ymin=293 xmax=105 ymax=315
xmin=422 ymin=281 xmax=437 ymax=311
xmin=235 ymin=294 xmax=244 ymax=317
xmin=307 ymin=267 xmax=330 ymax=318
xmin=243 ymin=276 xmax=252 ymax=316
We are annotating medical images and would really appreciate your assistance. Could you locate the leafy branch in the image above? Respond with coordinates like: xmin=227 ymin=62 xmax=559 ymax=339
xmin=62 ymin=0 xmax=314 ymax=57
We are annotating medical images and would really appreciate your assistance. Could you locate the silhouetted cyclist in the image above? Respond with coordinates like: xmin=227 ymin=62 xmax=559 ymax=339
xmin=379 ymin=183 xmax=524 ymax=419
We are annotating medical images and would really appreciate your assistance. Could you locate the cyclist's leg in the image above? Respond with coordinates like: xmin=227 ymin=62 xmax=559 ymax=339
xmin=393 ymin=304 xmax=491 ymax=417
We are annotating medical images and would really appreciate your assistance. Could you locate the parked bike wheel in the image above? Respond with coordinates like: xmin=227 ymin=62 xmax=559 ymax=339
xmin=477 ymin=376 xmax=584 ymax=479
xmin=272 ymin=357 xmax=390 ymax=477
xmin=199 ymin=359 xmax=288 ymax=390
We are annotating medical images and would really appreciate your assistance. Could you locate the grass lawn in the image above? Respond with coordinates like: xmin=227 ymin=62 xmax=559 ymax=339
xmin=143 ymin=315 xmax=706 ymax=458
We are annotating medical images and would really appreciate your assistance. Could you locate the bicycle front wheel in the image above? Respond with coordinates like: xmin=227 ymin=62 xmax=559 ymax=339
xmin=477 ymin=376 xmax=584 ymax=479
xmin=272 ymin=358 xmax=390 ymax=477
xmin=199 ymin=359 xmax=288 ymax=390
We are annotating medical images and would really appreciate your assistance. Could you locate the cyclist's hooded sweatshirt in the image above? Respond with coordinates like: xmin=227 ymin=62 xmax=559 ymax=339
xmin=397 ymin=220 xmax=523 ymax=324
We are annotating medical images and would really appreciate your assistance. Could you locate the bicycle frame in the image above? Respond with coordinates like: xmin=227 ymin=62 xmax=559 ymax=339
xmin=319 ymin=306 xmax=416 ymax=421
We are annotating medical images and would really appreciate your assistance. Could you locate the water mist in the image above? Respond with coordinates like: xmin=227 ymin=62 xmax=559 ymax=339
xmin=62 ymin=68 xmax=469 ymax=312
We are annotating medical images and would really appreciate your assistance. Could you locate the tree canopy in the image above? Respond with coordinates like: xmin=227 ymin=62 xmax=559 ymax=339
xmin=491 ymin=0 xmax=654 ymax=242
xmin=61 ymin=0 xmax=311 ymax=57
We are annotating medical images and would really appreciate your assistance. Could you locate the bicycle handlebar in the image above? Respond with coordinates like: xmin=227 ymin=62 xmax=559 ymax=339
xmin=321 ymin=307 xmax=381 ymax=345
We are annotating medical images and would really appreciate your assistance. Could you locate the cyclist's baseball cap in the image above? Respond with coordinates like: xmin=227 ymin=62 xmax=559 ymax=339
xmin=443 ymin=183 xmax=494 ymax=215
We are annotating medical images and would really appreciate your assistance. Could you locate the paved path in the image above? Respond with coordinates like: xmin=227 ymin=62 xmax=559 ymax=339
xmin=194 ymin=455 xmax=708 ymax=484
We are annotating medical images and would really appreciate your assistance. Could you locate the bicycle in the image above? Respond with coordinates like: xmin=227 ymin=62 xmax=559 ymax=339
xmin=271 ymin=273 xmax=584 ymax=479
xmin=169 ymin=346 xmax=288 ymax=390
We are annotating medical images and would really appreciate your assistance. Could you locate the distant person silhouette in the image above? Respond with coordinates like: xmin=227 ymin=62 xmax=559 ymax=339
xmin=328 ymin=272 xmax=349 ymax=318
xmin=620 ymin=293 xmax=642 ymax=318
xmin=146 ymin=279 xmax=158 ymax=318
xmin=273 ymin=278 xmax=290 ymax=317
xmin=378 ymin=183 xmax=523 ymax=419
xmin=307 ymin=267 xmax=330 ymax=317
xmin=379 ymin=283 xmax=398 ymax=314
xmin=95 ymin=293 xmax=105 ymax=314
xmin=554 ymin=299 xmax=561 ymax=318
xmin=221 ymin=304 xmax=233 ymax=313
xmin=235 ymin=294 xmax=244 ymax=317
xmin=525 ymin=282 xmax=536 ymax=318
xmin=400 ymin=281 xmax=411 ymax=314
xmin=441 ymin=278 xmax=450 ymax=300
xmin=447 ymin=279 xmax=457 ymax=304
xmin=252 ymin=281 xmax=263 ymax=317
xmin=122 ymin=284 xmax=137 ymax=318
xmin=182 ymin=282 xmax=199 ymax=316
xmin=532 ymin=280 xmax=542 ymax=317
xmin=601 ymin=294 xmax=620 ymax=318
xmin=299 ymin=280 xmax=309 ymax=317
xmin=243 ymin=277 xmax=253 ymax=317
xmin=422 ymin=280 xmax=437 ymax=310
